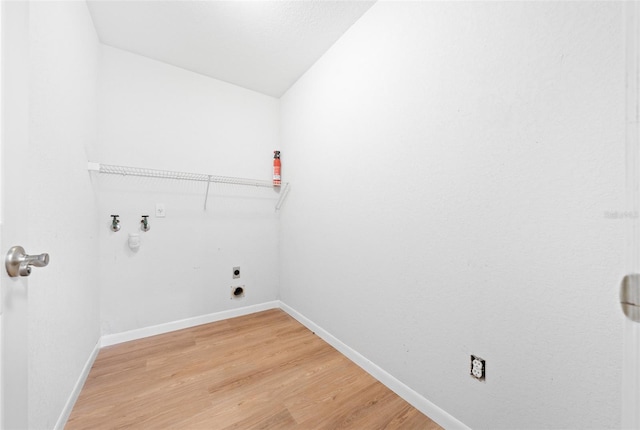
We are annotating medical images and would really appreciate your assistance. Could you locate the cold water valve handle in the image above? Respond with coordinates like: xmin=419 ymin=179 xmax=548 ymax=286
xmin=110 ymin=215 xmax=121 ymax=232
xmin=141 ymin=215 xmax=150 ymax=232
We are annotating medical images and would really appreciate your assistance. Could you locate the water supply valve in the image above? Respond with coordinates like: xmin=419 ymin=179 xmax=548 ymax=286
xmin=141 ymin=215 xmax=150 ymax=232
xmin=110 ymin=215 xmax=121 ymax=232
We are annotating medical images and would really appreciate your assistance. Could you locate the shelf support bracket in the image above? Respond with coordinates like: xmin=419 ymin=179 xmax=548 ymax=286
xmin=204 ymin=175 xmax=211 ymax=210
xmin=275 ymin=182 xmax=290 ymax=211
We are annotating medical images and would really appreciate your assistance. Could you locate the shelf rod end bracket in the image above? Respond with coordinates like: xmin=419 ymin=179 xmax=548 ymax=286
xmin=275 ymin=182 xmax=290 ymax=211
xmin=204 ymin=175 xmax=212 ymax=210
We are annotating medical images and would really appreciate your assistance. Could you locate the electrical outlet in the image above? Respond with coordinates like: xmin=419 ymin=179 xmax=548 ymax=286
xmin=155 ymin=203 xmax=166 ymax=218
xmin=232 ymin=266 xmax=240 ymax=279
xmin=230 ymin=285 xmax=245 ymax=299
xmin=470 ymin=355 xmax=485 ymax=381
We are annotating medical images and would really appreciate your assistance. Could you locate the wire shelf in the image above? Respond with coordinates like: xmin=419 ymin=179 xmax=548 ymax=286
xmin=88 ymin=162 xmax=289 ymax=210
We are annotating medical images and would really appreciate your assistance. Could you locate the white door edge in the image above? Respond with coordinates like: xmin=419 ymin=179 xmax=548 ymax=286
xmin=623 ymin=1 xmax=640 ymax=429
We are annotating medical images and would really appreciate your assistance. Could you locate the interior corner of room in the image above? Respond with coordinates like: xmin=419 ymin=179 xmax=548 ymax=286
xmin=1 ymin=0 xmax=638 ymax=429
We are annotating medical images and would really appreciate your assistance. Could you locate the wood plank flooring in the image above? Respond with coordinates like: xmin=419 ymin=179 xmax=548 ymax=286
xmin=66 ymin=309 xmax=442 ymax=429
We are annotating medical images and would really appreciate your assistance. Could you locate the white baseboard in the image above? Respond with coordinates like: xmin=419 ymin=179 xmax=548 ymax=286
xmin=279 ymin=301 xmax=470 ymax=430
xmin=54 ymin=339 xmax=101 ymax=430
xmin=100 ymin=301 xmax=280 ymax=347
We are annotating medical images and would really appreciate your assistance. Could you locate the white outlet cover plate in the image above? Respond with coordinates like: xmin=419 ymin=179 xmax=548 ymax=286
xmin=471 ymin=355 xmax=485 ymax=380
xmin=155 ymin=203 xmax=166 ymax=218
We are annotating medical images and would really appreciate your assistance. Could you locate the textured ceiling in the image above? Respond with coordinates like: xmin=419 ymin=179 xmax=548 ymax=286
xmin=87 ymin=1 xmax=375 ymax=98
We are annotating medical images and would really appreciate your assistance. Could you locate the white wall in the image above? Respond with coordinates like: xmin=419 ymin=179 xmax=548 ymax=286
xmin=25 ymin=2 xmax=101 ymax=429
xmin=97 ymin=46 xmax=280 ymax=335
xmin=280 ymin=2 xmax=626 ymax=429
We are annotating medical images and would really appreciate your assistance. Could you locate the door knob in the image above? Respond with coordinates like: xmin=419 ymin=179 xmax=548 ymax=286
xmin=5 ymin=246 xmax=50 ymax=277
xmin=621 ymin=274 xmax=640 ymax=323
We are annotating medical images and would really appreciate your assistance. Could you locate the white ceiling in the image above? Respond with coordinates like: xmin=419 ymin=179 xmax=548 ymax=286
xmin=87 ymin=1 xmax=375 ymax=98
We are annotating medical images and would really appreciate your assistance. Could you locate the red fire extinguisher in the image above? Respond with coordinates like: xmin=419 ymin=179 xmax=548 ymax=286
xmin=273 ymin=151 xmax=281 ymax=187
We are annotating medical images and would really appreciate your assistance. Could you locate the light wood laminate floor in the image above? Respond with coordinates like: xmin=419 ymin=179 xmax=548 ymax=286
xmin=67 ymin=309 xmax=442 ymax=429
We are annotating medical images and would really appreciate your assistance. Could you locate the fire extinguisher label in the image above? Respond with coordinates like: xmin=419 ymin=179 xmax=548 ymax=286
xmin=273 ymin=167 xmax=281 ymax=186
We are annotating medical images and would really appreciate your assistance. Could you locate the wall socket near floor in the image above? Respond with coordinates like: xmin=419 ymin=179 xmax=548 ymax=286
xmin=232 ymin=266 xmax=240 ymax=279
xmin=230 ymin=285 xmax=245 ymax=299
xmin=470 ymin=355 xmax=486 ymax=381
